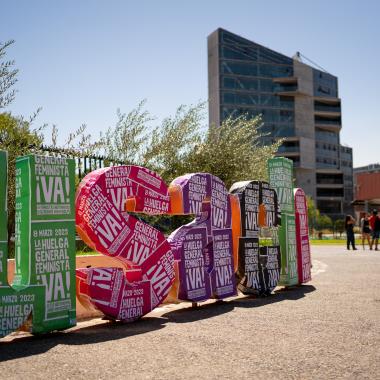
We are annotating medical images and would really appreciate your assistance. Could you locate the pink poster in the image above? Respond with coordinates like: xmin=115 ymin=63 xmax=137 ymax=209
xmin=168 ymin=173 xmax=236 ymax=301
xmin=76 ymin=166 xmax=175 ymax=321
xmin=294 ymin=188 xmax=311 ymax=284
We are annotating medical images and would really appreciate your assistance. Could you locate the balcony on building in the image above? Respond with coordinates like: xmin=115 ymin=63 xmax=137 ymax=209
xmin=317 ymin=172 xmax=343 ymax=184
xmin=314 ymin=114 xmax=342 ymax=131
xmin=317 ymin=188 xmax=344 ymax=198
xmin=314 ymin=100 xmax=341 ymax=119
xmin=275 ymin=138 xmax=300 ymax=166
xmin=272 ymin=77 xmax=298 ymax=96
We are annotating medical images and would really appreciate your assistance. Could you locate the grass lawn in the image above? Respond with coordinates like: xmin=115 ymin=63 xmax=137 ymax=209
xmin=310 ymin=239 xmax=363 ymax=245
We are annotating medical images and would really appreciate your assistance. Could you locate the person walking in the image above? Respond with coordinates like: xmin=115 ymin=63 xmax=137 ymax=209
xmin=360 ymin=213 xmax=371 ymax=249
xmin=345 ymin=215 xmax=357 ymax=250
xmin=369 ymin=209 xmax=380 ymax=251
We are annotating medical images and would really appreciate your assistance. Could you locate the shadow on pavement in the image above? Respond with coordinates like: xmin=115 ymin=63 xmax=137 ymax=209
xmin=0 ymin=316 xmax=167 ymax=362
xmin=0 ymin=285 xmax=316 ymax=361
xmin=231 ymin=284 xmax=316 ymax=309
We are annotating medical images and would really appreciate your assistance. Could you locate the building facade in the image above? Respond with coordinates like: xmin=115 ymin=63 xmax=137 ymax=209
xmin=352 ymin=164 xmax=380 ymax=219
xmin=208 ymin=28 xmax=353 ymax=218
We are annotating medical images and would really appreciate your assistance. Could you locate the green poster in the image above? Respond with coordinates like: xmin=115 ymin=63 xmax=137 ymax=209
xmin=1 ymin=154 xmax=76 ymax=337
xmin=13 ymin=155 xmax=76 ymax=330
xmin=278 ymin=214 xmax=298 ymax=286
xmin=268 ymin=157 xmax=298 ymax=286
xmin=1 ymin=151 xmax=45 ymax=337
xmin=267 ymin=157 xmax=294 ymax=214
xmin=0 ymin=151 xmax=8 ymax=286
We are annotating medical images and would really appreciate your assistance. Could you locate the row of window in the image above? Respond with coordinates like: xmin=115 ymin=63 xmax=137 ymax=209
xmin=277 ymin=144 xmax=300 ymax=153
xmin=313 ymin=69 xmax=338 ymax=98
xmin=316 ymin=149 xmax=339 ymax=160
xmin=315 ymin=142 xmax=338 ymax=151
xmin=221 ymin=92 xmax=294 ymax=109
xmin=220 ymin=32 xmax=292 ymax=65
xmin=221 ymin=106 xmax=294 ymax=122
xmin=259 ymin=123 xmax=296 ymax=138
xmin=314 ymin=102 xmax=341 ymax=113
xmin=222 ymin=76 xmax=297 ymax=94
xmin=341 ymin=146 xmax=352 ymax=154
xmin=317 ymin=173 xmax=343 ymax=185
xmin=317 ymin=200 xmax=342 ymax=213
xmin=315 ymin=116 xmax=341 ymax=126
xmin=315 ymin=129 xmax=339 ymax=144
xmin=316 ymin=156 xmax=339 ymax=168
xmin=221 ymin=61 xmax=293 ymax=78
xmin=341 ymin=160 xmax=353 ymax=168
xmin=317 ymin=188 xmax=344 ymax=197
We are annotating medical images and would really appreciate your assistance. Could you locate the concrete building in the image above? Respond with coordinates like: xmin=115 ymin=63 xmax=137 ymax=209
xmin=208 ymin=28 xmax=353 ymax=219
xmin=352 ymin=164 xmax=380 ymax=219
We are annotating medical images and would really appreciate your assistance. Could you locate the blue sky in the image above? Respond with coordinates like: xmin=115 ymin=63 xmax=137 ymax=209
xmin=1 ymin=0 xmax=379 ymax=167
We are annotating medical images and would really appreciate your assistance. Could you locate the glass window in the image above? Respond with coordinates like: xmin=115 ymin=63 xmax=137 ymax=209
xmin=280 ymin=110 xmax=294 ymax=122
xmin=259 ymin=47 xmax=292 ymax=65
xmin=317 ymin=188 xmax=344 ymax=197
xmin=317 ymin=200 xmax=342 ymax=213
xmin=315 ymin=116 xmax=341 ymax=126
xmin=221 ymin=61 xmax=258 ymax=76
xmin=222 ymin=92 xmax=259 ymax=105
xmin=315 ymin=129 xmax=339 ymax=144
xmin=260 ymin=79 xmax=274 ymax=92
xmin=317 ymin=173 xmax=343 ymax=185
xmin=314 ymin=101 xmax=341 ymax=113
xmin=259 ymin=64 xmax=293 ymax=78
xmin=313 ymin=69 xmax=338 ymax=98
xmin=235 ymin=77 xmax=258 ymax=91
xmin=223 ymin=77 xmax=235 ymax=89
xmin=221 ymin=45 xmax=258 ymax=61
xmin=280 ymin=96 xmax=294 ymax=109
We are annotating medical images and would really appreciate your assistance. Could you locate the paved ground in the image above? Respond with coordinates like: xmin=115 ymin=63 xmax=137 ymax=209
xmin=1 ymin=246 xmax=379 ymax=379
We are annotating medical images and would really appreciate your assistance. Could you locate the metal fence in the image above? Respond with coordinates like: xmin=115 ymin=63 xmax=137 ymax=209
xmin=38 ymin=145 xmax=124 ymax=179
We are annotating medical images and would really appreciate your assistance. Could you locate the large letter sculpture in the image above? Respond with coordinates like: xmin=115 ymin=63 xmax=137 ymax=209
xmin=294 ymin=188 xmax=311 ymax=284
xmin=268 ymin=157 xmax=298 ymax=286
xmin=0 ymin=153 xmax=76 ymax=337
xmin=75 ymin=166 xmax=175 ymax=322
xmin=0 ymin=151 xmax=7 ymax=286
xmin=230 ymin=180 xmax=281 ymax=296
xmin=168 ymin=173 xmax=236 ymax=301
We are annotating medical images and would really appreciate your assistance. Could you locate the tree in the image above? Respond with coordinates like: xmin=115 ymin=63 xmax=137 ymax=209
xmin=103 ymin=100 xmax=153 ymax=165
xmin=316 ymin=214 xmax=333 ymax=231
xmin=142 ymin=102 xmax=204 ymax=182
xmin=334 ymin=219 xmax=345 ymax=238
xmin=306 ymin=196 xmax=319 ymax=235
xmin=0 ymin=113 xmax=44 ymax=246
xmin=0 ymin=40 xmax=18 ymax=109
xmin=188 ymin=114 xmax=282 ymax=189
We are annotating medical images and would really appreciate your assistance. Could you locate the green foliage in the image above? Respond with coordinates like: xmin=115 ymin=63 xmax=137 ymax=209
xmin=0 ymin=40 xmax=18 ymax=109
xmin=142 ymin=102 xmax=204 ymax=182
xmin=103 ymin=101 xmax=282 ymax=233
xmin=0 ymin=112 xmax=44 ymax=245
xmin=306 ymin=196 xmax=318 ymax=233
xmin=104 ymin=101 xmax=282 ymax=189
xmin=334 ymin=219 xmax=345 ymax=237
xmin=316 ymin=214 xmax=333 ymax=230
xmin=188 ymin=114 xmax=282 ymax=189
xmin=103 ymin=100 xmax=153 ymax=164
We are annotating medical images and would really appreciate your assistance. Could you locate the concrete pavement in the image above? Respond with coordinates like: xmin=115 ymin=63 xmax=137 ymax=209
xmin=1 ymin=246 xmax=379 ymax=379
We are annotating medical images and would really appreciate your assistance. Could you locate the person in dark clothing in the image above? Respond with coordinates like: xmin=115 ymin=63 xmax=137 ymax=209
xmin=360 ymin=213 xmax=371 ymax=249
xmin=369 ymin=209 xmax=380 ymax=250
xmin=345 ymin=215 xmax=357 ymax=250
